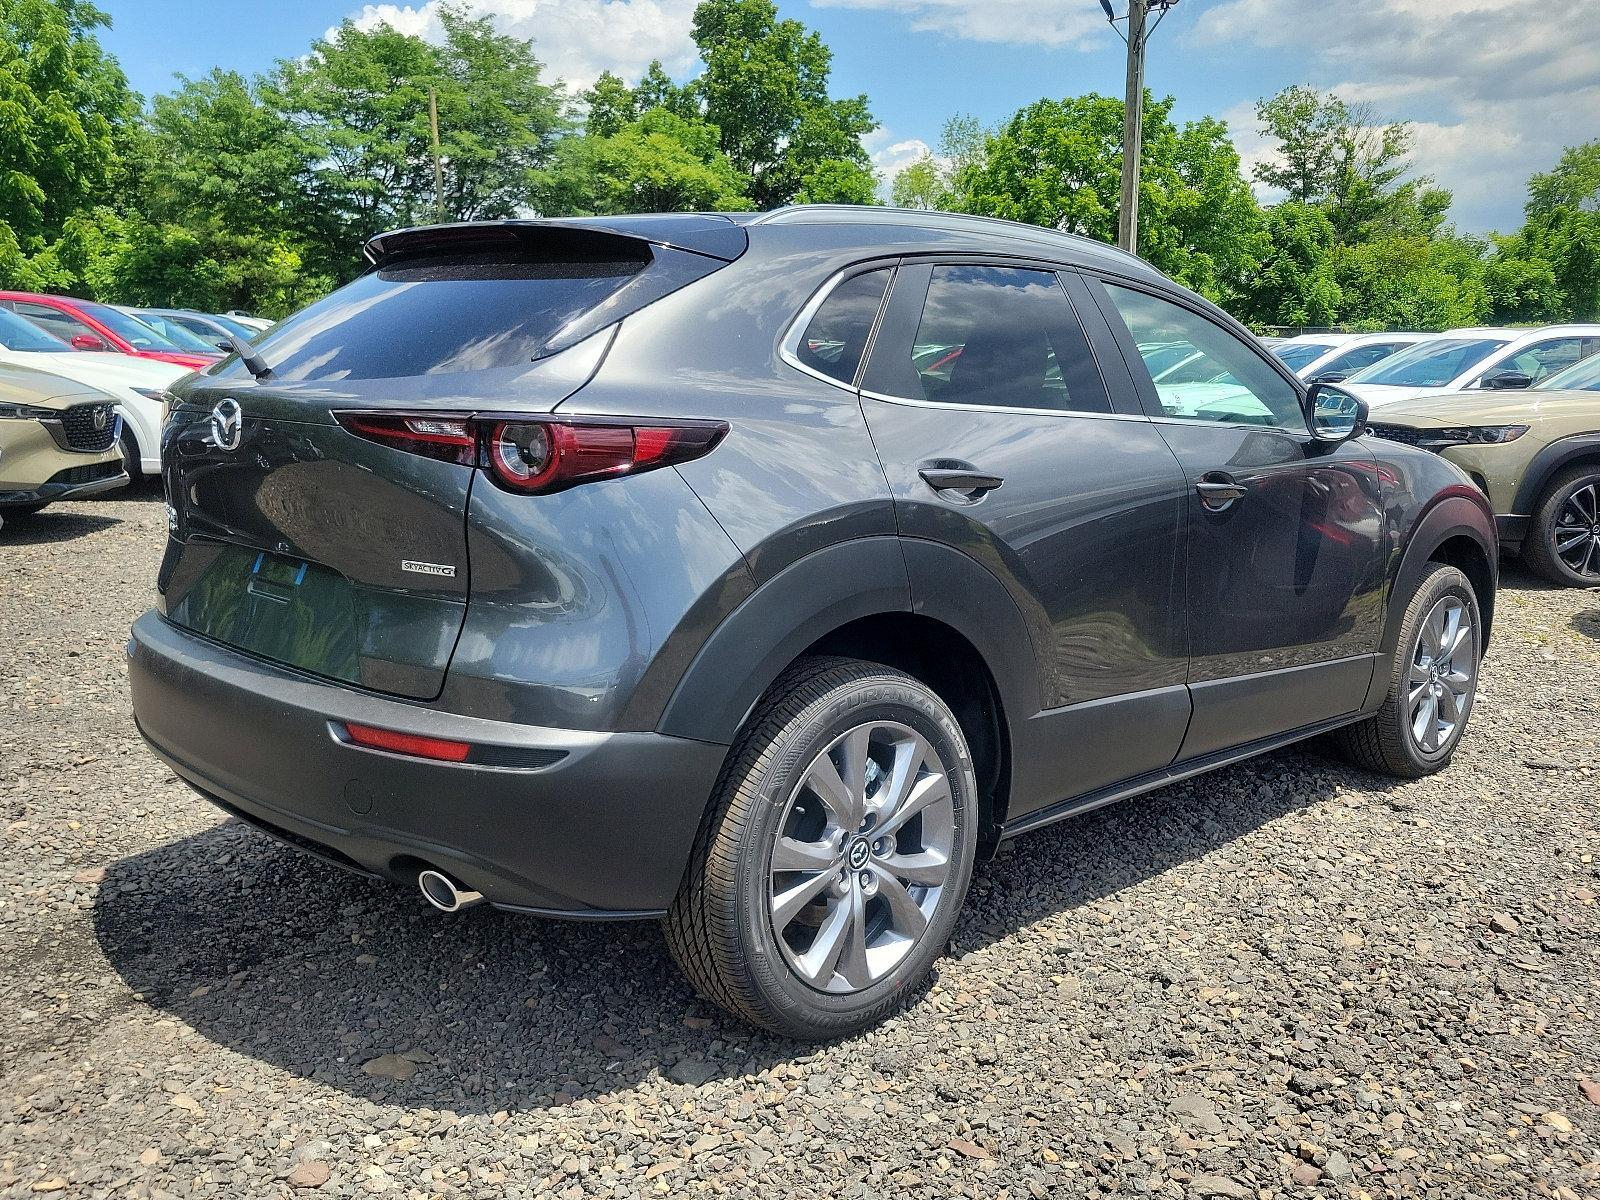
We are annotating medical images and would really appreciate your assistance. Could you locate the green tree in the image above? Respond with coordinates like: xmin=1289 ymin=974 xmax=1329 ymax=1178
xmin=949 ymin=92 xmax=1261 ymax=304
xmin=890 ymin=155 xmax=946 ymax=210
xmin=1330 ymin=232 xmax=1489 ymax=331
xmin=0 ymin=0 xmax=136 ymax=256
xmin=534 ymin=109 xmax=749 ymax=215
xmin=691 ymin=0 xmax=877 ymax=208
xmin=270 ymin=4 xmax=564 ymax=277
xmin=1235 ymin=201 xmax=1341 ymax=328
xmin=1254 ymin=85 xmax=1441 ymax=243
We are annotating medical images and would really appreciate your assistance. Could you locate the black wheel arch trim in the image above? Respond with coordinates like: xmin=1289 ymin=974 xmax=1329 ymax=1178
xmin=1510 ymin=431 xmax=1600 ymax=517
xmin=1365 ymin=490 xmax=1497 ymax=712
xmin=656 ymin=536 xmax=1042 ymax=757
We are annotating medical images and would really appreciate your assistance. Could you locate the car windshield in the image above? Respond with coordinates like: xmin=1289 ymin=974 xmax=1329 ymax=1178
xmin=78 ymin=303 xmax=193 ymax=352
xmin=127 ymin=309 xmax=223 ymax=353
xmin=1273 ymin=343 xmax=1333 ymax=371
xmin=1348 ymin=337 xmax=1509 ymax=387
xmin=1535 ymin=351 xmax=1600 ymax=392
xmin=0 ymin=308 xmax=71 ymax=352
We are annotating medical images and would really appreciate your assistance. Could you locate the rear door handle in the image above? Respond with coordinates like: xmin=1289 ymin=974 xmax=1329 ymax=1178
xmin=919 ymin=467 xmax=1005 ymax=493
xmin=1195 ymin=473 xmax=1248 ymax=511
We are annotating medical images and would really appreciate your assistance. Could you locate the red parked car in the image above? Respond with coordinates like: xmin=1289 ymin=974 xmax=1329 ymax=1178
xmin=0 ymin=292 xmax=220 ymax=370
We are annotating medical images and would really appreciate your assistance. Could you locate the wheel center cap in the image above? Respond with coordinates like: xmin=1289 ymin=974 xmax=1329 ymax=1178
xmin=847 ymin=838 xmax=872 ymax=870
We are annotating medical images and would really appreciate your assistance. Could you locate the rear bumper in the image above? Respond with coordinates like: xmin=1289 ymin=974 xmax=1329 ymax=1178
xmin=128 ymin=611 xmax=728 ymax=916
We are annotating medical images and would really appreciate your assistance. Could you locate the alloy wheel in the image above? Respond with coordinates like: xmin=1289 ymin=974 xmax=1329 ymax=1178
xmin=767 ymin=721 xmax=955 ymax=994
xmin=1407 ymin=596 xmax=1475 ymax=755
xmin=1552 ymin=481 xmax=1600 ymax=579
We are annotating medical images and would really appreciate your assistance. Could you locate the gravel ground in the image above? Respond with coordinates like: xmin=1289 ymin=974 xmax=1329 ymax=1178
xmin=2 ymin=486 xmax=1598 ymax=1200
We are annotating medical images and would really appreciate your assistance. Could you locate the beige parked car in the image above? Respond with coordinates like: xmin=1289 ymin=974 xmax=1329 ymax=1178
xmin=1367 ymin=351 xmax=1600 ymax=585
xmin=0 ymin=361 xmax=126 ymax=521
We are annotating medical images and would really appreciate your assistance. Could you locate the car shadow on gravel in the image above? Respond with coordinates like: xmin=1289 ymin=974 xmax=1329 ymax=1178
xmin=1573 ymin=608 xmax=1600 ymax=641
xmin=91 ymin=745 xmax=1390 ymax=1112
xmin=0 ymin=508 xmax=124 ymax=544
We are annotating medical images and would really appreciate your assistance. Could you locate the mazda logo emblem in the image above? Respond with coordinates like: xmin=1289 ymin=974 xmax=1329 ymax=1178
xmin=92 ymin=407 xmax=108 ymax=431
xmin=210 ymin=399 xmax=243 ymax=452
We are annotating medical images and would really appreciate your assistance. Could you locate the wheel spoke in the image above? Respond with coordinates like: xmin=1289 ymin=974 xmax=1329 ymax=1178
xmin=804 ymin=751 xmax=859 ymax=831
xmin=866 ymin=734 xmax=927 ymax=827
xmin=837 ymin=727 xmax=871 ymax=829
xmin=793 ymin=891 xmax=852 ymax=985
xmin=771 ymin=868 xmax=837 ymax=930
xmin=880 ymin=848 xmax=950 ymax=887
xmin=1555 ymin=526 xmax=1588 ymax=553
xmin=771 ymin=836 xmax=835 ymax=874
xmin=1409 ymin=660 xmax=1432 ymax=686
xmin=1412 ymin=692 xmax=1439 ymax=751
xmin=873 ymin=867 xmax=929 ymax=939
xmin=876 ymin=772 xmax=951 ymax=839
xmin=1437 ymin=684 xmax=1460 ymax=725
xmin=836 ymin=884 xmax=871 ymax=989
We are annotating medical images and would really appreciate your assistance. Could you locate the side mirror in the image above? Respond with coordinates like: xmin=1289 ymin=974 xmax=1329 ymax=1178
xmin=215 ymin=339 xmax=233 ymax=352
xmin=1305 ymin=382 xmax=1368 ymax=446
xmin=1482 ymin=369 xmax=1533 ymax=390
xmin=70 ymin=333 xmax=108 ymax=351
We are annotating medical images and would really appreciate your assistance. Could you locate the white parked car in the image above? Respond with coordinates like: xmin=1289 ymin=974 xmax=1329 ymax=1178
xmin=224 ymin=311 xmax=273 ymax=333
xmin=0 ymin=307 xmax=190 ymax=478
xmin=1275 ymin=332 xmax=1432 ymax=382
xmin=1341 ymin=325 xmax=1600 ymax=408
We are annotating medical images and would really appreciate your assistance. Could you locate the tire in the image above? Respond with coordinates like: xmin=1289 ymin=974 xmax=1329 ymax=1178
xmin=1522 ymin=464 xmax=1600 ymax=586
xmin=119 ymin=427 xmax=142 ymax=483
xmin=1334 ymin=563 xmax=1480 ymax=779
xmin=665 ymin=656 xmax=979 ymax=1039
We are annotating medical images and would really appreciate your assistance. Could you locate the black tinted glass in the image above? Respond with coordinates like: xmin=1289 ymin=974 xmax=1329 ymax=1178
xmin=797 ymin=269 xmax=891 ymax=385
xmin=252 ymin=252 xmax=650 ymax=382
xmin=910 ymin=265 xmax=1110 ymax=414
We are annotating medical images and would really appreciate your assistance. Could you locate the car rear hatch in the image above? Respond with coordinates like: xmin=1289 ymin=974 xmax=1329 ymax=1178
xmin=157 ymin=218 xmax=744 ymax=700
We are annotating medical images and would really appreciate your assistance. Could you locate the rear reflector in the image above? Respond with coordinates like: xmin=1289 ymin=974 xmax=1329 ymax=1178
xmin=344 ymin=722 xmax=472 ymax=762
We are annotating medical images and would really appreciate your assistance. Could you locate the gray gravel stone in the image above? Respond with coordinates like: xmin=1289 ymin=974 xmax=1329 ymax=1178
xmin=1 ymin=490 xmax=1598 ymax=1200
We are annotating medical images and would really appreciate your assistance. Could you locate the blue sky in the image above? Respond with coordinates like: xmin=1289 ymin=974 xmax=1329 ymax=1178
xmin=100 ymin=0 xmax=1600 ymax=234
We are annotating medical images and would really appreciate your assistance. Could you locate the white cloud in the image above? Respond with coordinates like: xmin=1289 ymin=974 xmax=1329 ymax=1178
xmin=339 ymin=0 xmax=699 ymax=91
xmin=864 ymin=131 xmax=940 ymax=200
xmin=810 ymin=0 xmax=1105 ymax=48
xmin=1190 ymin=0 xmax=1600 ymax=231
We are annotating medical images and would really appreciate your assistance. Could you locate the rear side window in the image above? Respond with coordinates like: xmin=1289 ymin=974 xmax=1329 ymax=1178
xmin=906 ymin=265 xmax=1111 ymax=414
xmin=250 ymin=244 xmax=720 ymax=382
xmin=795 ymin=269 xmax=891 ymax=385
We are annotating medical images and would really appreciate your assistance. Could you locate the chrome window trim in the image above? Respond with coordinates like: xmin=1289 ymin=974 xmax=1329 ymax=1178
xmin=857 ymin=386 xmax=1150 ymax=422
xmin=778 ymin=264 xmax=896 ymax=393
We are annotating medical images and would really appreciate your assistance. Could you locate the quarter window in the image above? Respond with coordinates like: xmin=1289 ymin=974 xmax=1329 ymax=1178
xmin=905 ymin=265 xmax=1110 ymax=414
xmin=795 ymin=268 xmax=891 ymax=385
xmin=1102 ymin=285 xmax=1302 ymax=429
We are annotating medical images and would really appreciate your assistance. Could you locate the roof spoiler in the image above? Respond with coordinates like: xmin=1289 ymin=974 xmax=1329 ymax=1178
xmin=363 ymin=216 xmax=749 ymax=268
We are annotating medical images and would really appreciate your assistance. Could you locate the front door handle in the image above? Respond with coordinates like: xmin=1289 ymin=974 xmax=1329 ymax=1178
xmin=1195 ymin=473 xmax=1248 ymax=511
xmin=920 ymin=467 xmax=1005 ymax=493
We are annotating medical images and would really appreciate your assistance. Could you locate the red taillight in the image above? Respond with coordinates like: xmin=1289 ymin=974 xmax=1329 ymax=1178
xmin=338 ymin=414 xmax=477 ymax=465
xmin=338 ymin=410 xmax=727 ymax=495
xmin=485 ymin=420 xmax=724 ymax=494
xmin=344 ymin=722 xmax=472 ymax=762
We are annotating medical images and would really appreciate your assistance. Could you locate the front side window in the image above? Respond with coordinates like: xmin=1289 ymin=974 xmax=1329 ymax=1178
xmin=904 ymin=265 xmax=1110 ymax=414
xmin=15 ymin=302 xmax=97 ymax=345
xmin=1486 ymin=337 xmax=1587 ymax=384
xmin=1102 ymin=284 xmax=1302 ymax=428
xmin=1319 ymin=342 xmax=1406 ymax=376
xmin=795 ymin=268 xmax=891 ymax=385
xmin=1350 ymin=337 xmax=1508 ymax=388
xmin=1273 ymin=343 xmax=1333 ymax=371
xmin=0 ymin=307 xmax=70 ymax=352
xmin=1537 ymin=347 xmax=1600 ymax=391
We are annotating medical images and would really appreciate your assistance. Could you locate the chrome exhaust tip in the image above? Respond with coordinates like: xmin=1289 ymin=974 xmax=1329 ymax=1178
xmin=417 ymin=868 xmax=484 ymax=913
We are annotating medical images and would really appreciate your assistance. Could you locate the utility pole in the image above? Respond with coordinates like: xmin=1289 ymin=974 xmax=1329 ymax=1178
xmin=1102 ymin=0 xmax=1178 ymax=254
xmin=1117 ymin=0 xmax=1147 ymax=253
xmin=428 ymin=86 xmax=445 ymax=224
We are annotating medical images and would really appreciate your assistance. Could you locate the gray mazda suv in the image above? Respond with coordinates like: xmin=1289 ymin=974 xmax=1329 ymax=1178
xmin=129 ymin=207 xmax=1497 ymax=1037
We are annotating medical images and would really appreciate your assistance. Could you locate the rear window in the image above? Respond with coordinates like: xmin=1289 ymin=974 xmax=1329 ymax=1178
xmin=249 ymin=243 xmax=722 ymax=382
